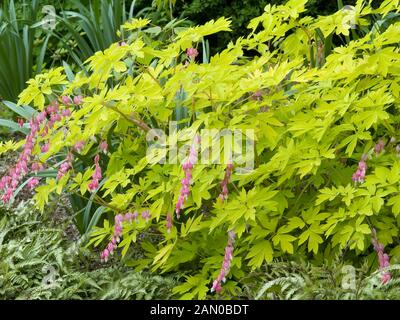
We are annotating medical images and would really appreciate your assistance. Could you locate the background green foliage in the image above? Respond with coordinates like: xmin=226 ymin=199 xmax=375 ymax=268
xmin=170 ymin=0 xmax=352 ymax=52
xmin=0 ymin=0 xmax=51 ymax=102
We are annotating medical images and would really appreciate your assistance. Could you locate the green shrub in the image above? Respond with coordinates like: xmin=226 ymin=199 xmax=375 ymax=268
xmin=0 ymin=0 xmax=52 ymax=102
xmin=170 ymin=0 xmax=357 ymax=53
xmin=2 ymin=0 xmax=400 ymax=299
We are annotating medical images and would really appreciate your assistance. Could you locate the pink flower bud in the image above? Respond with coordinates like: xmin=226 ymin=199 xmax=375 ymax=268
xmin=352 ymin=157 xmax=367 ymax=184
xmin=88 ymin=180 xmax=99 ymax=191
xmin=73 ymin=95 xmax=83 ymax=105
xmin=251 ymin=91 xmax=264 ymax=101
xmin=103 ymin=249 xmax=109 ymax=261
xmin=141 ymin=210 xmax=151 ymax=222
xmin=41 ymin=143 xmax=50 ymax=153
xmin=100 ymin=141 xmax=108 ymax=154
xmin=166 ymin=213 xmax=173 ymax=233
xmin=31 ymin=162 xmax=43 ymax=172
xmin=62 ymin=109 xmax=71 ymax=117
xmin=125 ymin=212 xmax=133 ymax=222
xmin=374 ymin=139 xmax=385 ymax=154
xmin=74 ymin=140 xmax=85 ymax=152
xmin=382 ymin=272 xmax=391 ymax=284
xmin=37 ymin=111 xmax=47 ymax=122
xmin=61 ymin=95 xmax=71 ymax=105
xmin=218 ymin=163 xmax=234 ymax=201
xmin=371 ymin=230 xmax=392 ymax=285
xmin=107 ymin=242 xmax=114 ymax=253
xmin=115 ymin=214 xmax=124 ymax=223
xmin=88 ymin=154 xmax=102 ymax=192
xmin=185 ymin=171 xmax=192 ymax=181
xmin=210 ymin=230 xmax=236 ymax=294
xmin=18 ymin=118 xmax=24 ymax=128
xmin=186 ymin=47 xmax=199 ymax=60
xmin=27 ymin=177 xmax=40 ymax=190
xmin=115 ymin=224 xmax=123 ymax=234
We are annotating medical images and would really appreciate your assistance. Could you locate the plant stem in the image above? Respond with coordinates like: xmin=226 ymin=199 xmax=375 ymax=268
xmin=104 ymin=102 xmax=151 ymax=132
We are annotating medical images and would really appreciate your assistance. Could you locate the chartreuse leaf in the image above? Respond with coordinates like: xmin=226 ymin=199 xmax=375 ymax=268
xmin=152 ymin=243 xmax=176 ymax=269
xmin=298 ymin=224 xmax=324 ymax=254
xmin=246 ymin=240 xmax=273 ymax=269
xmin=33 ymin=178 xmax=57 ymax=212
xmin=172 ymin=275 xmax=209 ymax=300
xmin=0 ymin=140 xmax=24 ymax=155
xmin=388 ymin=195 xmax=400 ymax=217
xmin=273 ymin=234 xmax=296 ymax=254
xmin=85 ymin=219 xmax=112 ymax=248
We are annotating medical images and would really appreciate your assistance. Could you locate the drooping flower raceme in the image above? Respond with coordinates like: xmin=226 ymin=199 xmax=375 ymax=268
xmin=45 ymin=100 xmax=72 ymax=129
xmin=211 ymin=230 xmax=236 ymax=294
xmin=371 ymin=229 xmax=391 ymax=284
xmin=88 ymin=154 xmax=102 ymax=191
xmin=352 ymin=154 xmax=368 ymax=184
xmin=57 ymin=153 xmax=73 ymax=180
xmin=211 ymin=164 xmax=236 ymax=294
xmin=125 ymin=212 xmax=134 ymax=223
xmin=0 ymin=96 xmax=97 ymax=202
xmin=175 ymin=135 xmax=201 ymax=218
xmin=219 ymin=163 xmax=234 ymax=201
xmin=101 ymin=213 xmax=125 ymax=262
xmin=100 ymin=210 xmax=151 ymax=262
xmin=0 ymin=106 xmax=50 ymax=202
xmin=352 ymin=141 xmax=388 ymax=185
xmin=166 ymin=213 xmax=173 ymax=234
